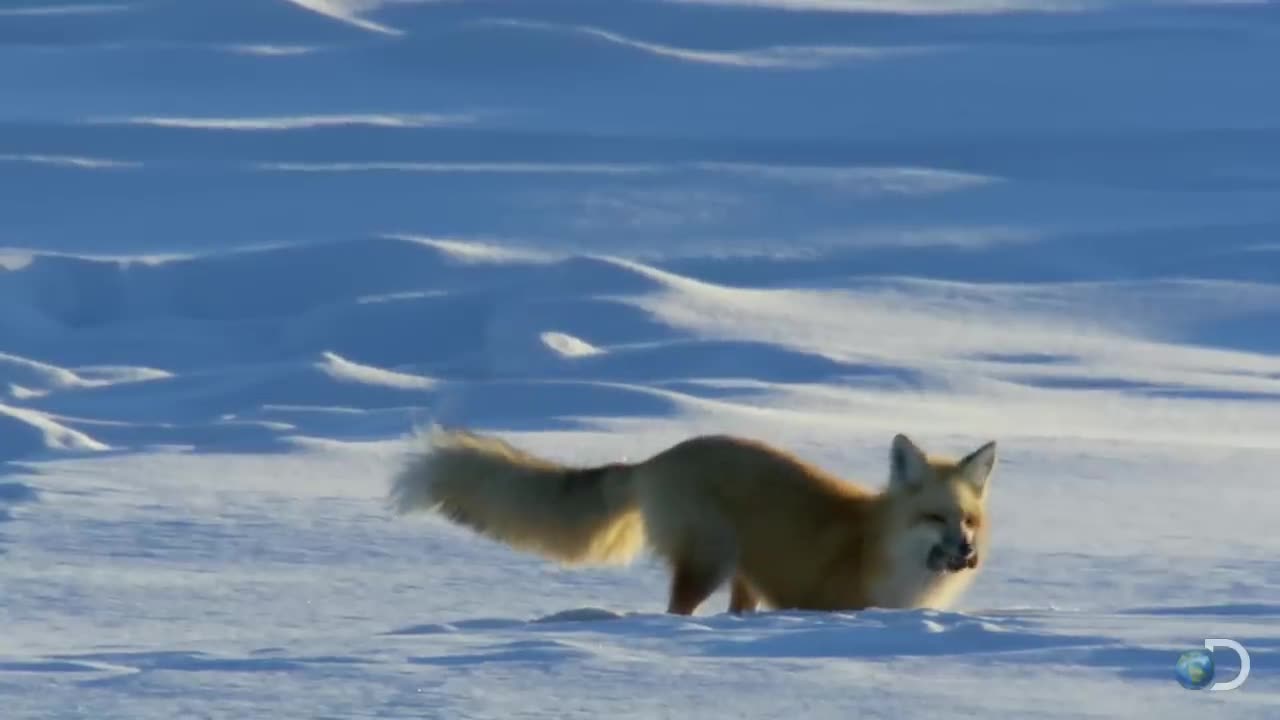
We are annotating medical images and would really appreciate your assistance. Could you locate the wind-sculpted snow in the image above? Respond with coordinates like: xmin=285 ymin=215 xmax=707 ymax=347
xmin=2 ymin=0 xmax=1279 ymax=717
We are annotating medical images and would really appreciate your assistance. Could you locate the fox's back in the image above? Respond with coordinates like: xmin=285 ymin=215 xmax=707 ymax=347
xmin=638 ymin=434 xmax=868 ymax=503
xmin=633 ymin=434 xmax=882 ymax=608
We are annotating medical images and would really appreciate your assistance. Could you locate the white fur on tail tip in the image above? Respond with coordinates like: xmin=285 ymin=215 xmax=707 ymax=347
xmin=387 ymin=425 xmax=455 ymax=515
xmin=387 ymin=425 xmax=517 ymax=515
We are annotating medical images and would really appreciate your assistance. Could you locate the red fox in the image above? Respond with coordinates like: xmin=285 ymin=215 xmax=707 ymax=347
xmin=389 ymin=428 xmax=998 ymax=615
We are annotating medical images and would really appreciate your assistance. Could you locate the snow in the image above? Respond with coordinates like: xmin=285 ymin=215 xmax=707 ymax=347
xmin=2 ymin=0 xmax=1278 ymax=717
xmin=283 ymin=0 xmax=403 ymax=36
xmin=103 ymin=113 xmax=474 ymax=131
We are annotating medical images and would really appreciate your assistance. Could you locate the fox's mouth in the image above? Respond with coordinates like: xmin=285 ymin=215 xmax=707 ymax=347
xmin=927 ymin=545 xmax=979 ymax=573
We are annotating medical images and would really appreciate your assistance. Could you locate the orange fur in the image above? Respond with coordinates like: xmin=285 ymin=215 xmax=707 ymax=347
xmin=390 ymin=428 xmax=998 ymax=615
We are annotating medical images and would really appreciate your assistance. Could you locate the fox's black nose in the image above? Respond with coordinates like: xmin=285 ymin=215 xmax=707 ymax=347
xmin=958 ymin=540 xmax=975 ymax=559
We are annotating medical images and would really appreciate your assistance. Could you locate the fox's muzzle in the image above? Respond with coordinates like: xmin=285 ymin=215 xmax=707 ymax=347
xmin=928 ymin=539 xmax=979 ymax=573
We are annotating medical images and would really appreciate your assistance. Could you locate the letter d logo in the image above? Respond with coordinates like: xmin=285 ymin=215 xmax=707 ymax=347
xmin=1204 ymin=639 xmax=1250 ymax=691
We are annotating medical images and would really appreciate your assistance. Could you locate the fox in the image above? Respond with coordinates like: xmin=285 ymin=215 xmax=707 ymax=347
xmin=388 ymin=427 xmax=998 ymax=616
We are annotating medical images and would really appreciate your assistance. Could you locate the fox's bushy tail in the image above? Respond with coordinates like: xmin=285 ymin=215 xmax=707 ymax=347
xmin=388 ymin=427 xmax=645 ymax=565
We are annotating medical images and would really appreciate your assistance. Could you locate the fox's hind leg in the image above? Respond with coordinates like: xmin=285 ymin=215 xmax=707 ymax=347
xmin=640 ymin=478 xmax=739 ymax=616
xmin=728 ymin=575 xmax=759 ymax=614
xmin=667 ymin=563 xmax=730 ymax=615
xmin=661 ymin=525 xmax=737 ymax=615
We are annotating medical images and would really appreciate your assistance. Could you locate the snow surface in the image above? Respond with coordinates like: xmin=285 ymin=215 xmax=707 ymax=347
xmin=3 ymin=0 xmax=1279 ymax=717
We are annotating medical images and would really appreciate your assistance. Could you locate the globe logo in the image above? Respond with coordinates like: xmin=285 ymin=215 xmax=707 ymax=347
xmin=1175 ymin=649 xmax=1216 ymax=690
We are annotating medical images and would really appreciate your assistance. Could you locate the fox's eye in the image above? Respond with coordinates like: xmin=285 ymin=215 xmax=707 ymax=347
xmin=964 ymin=514 xmax=979 ymax=528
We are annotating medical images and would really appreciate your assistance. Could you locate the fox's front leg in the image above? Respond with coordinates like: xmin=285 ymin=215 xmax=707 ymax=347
xmin=728 ymin=575 xmax=759 ymax=614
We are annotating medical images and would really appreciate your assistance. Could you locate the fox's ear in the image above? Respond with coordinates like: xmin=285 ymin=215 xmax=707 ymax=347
xmin=890 ymin=433 xmax=930 ymax=490
xmin=957 ymin=440 xmax=998 ymax=495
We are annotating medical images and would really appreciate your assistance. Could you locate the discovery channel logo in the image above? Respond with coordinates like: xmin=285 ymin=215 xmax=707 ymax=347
xmin=1175 ymin=639 xmax=1251 ymax=691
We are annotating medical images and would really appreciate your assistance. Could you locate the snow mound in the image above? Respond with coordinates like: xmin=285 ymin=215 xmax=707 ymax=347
xmin=472 ymin=18 xmax=927 ymax=70
xmin=283 ymin=0 xmax=401 ymax=36
xmin=0 ymin=352 xmax=91 ymax=398
xmin=0 ymin=404 xmax=109 ymax=461
xmin=105 ymin=113 xmax=469 ymax=131
xmin=0 ymin=481 xmax=39 ymax=504
xmin=314 ymin=351 xmax=436 ymax=390
xmin=539 ymin=332 xmax=604 ymax=358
